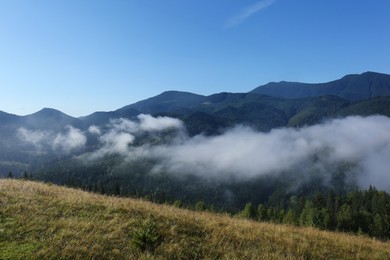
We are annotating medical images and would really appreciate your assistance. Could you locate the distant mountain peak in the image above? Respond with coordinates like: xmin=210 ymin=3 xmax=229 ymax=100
xmin=28 ymin=108 xmax=73 ymax=119
xmin=160 ymin=90 xmax=200 ymax=95
xmin=154 ymin=90 xmax=206 ymax=100
xmin=362 ymin=71 xmax=385 ymax=76
xmin=116 ymin=90 xmax=206 ymax=114
xmin=251 ymin=71 xmax=390 ymax=100
xmin=37 ymin=107 xmax=63 ymax=113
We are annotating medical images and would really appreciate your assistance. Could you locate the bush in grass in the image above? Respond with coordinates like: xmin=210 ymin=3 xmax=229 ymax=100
xmin=131 ymin=215 xmax=162 ymax=252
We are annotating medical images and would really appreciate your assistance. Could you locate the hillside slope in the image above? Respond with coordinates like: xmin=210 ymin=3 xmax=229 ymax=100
xmin=1 ymin=179 xmax=390 ymax=259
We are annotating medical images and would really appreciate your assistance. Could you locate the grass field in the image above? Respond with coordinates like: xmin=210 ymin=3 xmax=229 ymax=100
xmin=1 ymin=179 xmax=390 ymax=259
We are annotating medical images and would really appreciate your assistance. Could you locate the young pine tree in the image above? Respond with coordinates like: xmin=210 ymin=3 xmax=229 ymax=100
xmin=257 ymin=204 xmax=268 ymax=221
xmin=240 ymin=202 xmax=257 ymax=220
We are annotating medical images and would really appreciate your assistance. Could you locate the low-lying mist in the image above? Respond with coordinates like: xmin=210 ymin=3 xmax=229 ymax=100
xmin=17 ymin=114 xmax=390 ymax=191
xmin=129 ymin=115 xmax=390 ymax=191
xmin=18 ymin=125 xmax=86 ymax=153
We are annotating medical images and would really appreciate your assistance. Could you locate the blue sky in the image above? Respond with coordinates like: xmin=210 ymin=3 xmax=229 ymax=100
xmin=1 ymin=0 xmax=389 ymax=117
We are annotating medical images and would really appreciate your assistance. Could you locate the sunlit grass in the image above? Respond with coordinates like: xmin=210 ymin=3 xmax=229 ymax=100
xmin=1 ymin=179 xmax=389 ymax=259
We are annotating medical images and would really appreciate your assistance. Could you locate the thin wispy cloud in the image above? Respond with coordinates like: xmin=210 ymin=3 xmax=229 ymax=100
xmin=225 ymin=0 xmax=277 ymax=28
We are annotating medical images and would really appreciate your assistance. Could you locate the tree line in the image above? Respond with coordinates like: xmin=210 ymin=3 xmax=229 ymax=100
xmin=239 ymin=187 xmax=390 ymax=240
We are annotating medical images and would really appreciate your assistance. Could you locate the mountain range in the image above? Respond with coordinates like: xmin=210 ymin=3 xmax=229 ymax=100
xmin=1 ymin=71 xmax=390 ymax=133
xmin=1 ymin=71 xmax=390 ymax=175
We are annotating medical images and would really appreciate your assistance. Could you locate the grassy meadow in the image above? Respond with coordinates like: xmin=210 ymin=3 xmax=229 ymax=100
xmin=1 ymin=179 xmax=390 ymax=259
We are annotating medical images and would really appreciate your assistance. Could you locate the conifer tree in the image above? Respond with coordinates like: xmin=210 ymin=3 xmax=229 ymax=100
xmin=283 ymin=209 xmax=297 ymax=225
xmin=240 ymin=202 xmax=257 ymax=220
xmin=257 ymin=204 xmax=267 ymax=221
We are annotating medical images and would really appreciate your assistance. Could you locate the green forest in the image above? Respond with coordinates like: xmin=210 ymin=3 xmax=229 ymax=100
xmin=240 ymin=187 xmax=390 ymax=240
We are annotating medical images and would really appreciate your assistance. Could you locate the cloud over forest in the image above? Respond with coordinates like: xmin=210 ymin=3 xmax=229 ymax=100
xmin=17 ymin=114 xmax=390 ymax=191
xmin=120 ymin=115 xmax=390 ymax=191
xmin=18 ymin=126 xmax=86 ymax=153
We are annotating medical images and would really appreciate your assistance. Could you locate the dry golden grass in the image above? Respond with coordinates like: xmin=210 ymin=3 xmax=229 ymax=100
xmin=1 ymin=179 xmax=390 ymax=259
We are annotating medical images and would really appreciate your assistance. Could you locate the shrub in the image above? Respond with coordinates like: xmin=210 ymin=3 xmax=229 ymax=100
xmin=195 ymin=201 xmax=206 ymax=211
xmin=131 ymin=215 xmax=162 ymax=252
xmin=173 ymin=200 xmax=182 ymax=208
